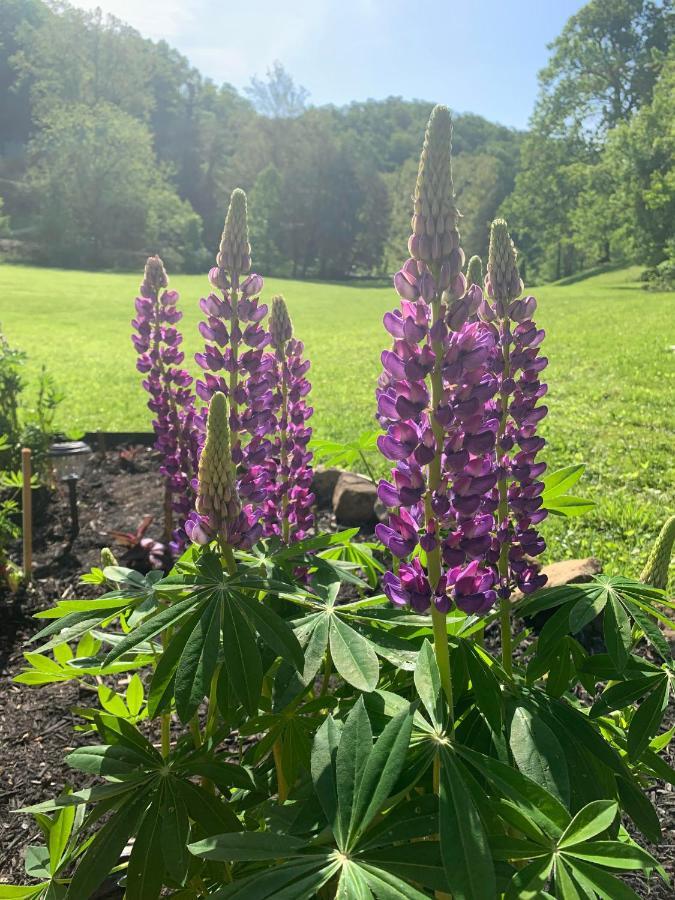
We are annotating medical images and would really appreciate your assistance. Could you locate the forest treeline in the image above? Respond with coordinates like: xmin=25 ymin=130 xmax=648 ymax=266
xmin=0 ymin=0 xmax=672 ymax=282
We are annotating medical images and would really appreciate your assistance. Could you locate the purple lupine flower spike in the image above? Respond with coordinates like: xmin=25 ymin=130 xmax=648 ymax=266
xmin=132 ymin=256 xmax=199 ymax=553
xmin=263 ymin=296 xmax=315 ymax=543
xmin=195 ymin=189 xmax=275 ymax=517
xmin=483 ymin=218 xmax=548 ymax=599
xmin=376 ymin=105 xmax=499 ymax=617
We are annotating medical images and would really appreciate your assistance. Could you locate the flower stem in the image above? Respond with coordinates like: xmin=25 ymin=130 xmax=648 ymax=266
xmin=496 ymin=318 xmax=513 ymax=676
xmin=428 ymin=289 xmax=454 ymax=731
xmin=280 ymin=360 xmax=290 ymax=544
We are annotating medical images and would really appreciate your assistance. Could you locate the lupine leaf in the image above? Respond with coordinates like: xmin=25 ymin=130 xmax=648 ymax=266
xmin=590 ymin=673 xmax=664 ymax=717
xmin=220 ymin=600 xmax=262 ymax=715
xmin=358 ymin=864 xmax=434 ymax=900
xmin=65 ymin=789 xmax=150 ymax=900
xmin=465 ymin=643 xmax=503 ymax=732
xmin=509 ymin=706 xmax=570 ymax=807
xmin=311 ymin=715 xmax=343 ymax=840
xmin=188 ymin=831 xmax=306 ymax=861
xmin=125 ymin=792 xmax=164 ymax=900
xmin=146 ymin=608 xmax=202 ymax=717
xmin=359 ymin=842 xmax=448 ymax=892
xmin=359 ymin=794 xmax=438 ymax=850
xmin=440 ymin=752 xmax=496 ymax=900
xmin=558 ymin=801 xmax=618 ymax=847
xmin=563 ymin=858 xmax=642 ymax=900
xmin=628 ymin=677 xmax=669 ymax=760
xmin=603 ymin=594 xmax=633 ymax=672
xmin=103 ymin=593 xmax=208 ymax=665
xmin=175 ymin=598 xmax=221 ymax=722
xmin=414 ymin=640 xmax=444 ymax=729
xmin=329 ymin=615 xmax=379 ymax=692
xmin=616 ymin=775 xmax=662 ymax=843
xmin=234 ymin=592 xmax=304 ymax=670
xmin=301 ymin=615 xmax=329 ymax=684
xmin=349 ymin=704 xmax=414 ymax=845
xmin=337 ymin=697 xmax=373 ymax=844
xmin=564 ymin=839 xmax=661 ymax=870
xmin=505 ymin=856 xmax=554 ymax=900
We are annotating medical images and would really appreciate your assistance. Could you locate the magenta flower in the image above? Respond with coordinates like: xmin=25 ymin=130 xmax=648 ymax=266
xmin=131 ymin=256 xmax=199 ymax=553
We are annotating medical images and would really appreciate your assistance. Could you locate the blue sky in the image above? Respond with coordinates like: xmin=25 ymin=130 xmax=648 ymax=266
xmin=72 ymin=0 xmax=586 ymax=128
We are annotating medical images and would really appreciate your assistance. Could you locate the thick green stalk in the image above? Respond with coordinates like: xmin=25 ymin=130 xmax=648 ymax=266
xmin=427 ymin=291 xmax=454 ymax=731
xmin=496 ymin=319 xmax=513 ymax=676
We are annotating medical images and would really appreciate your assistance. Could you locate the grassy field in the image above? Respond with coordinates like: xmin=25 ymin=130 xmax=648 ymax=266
xmin=0 ymin=263 xmax=673 ymax=581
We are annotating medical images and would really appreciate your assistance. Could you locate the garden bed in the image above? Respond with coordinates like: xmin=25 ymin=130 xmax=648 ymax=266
xmin=0 ymin=449 xmax=673 ymax=894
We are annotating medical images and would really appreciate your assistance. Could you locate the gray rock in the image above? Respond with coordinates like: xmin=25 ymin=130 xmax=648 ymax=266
xmin=312 ymin=466 xmax=343 ymax=508
xmin=540 ymin=557 xmax=603 ymax=589
xmin=374 ymin=499 xmax=389 ymax=524
xmin=332 ymin=472 xmax=378 ymax=526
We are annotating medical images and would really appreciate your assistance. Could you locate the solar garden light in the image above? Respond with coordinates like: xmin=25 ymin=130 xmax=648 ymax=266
xmin=48 ymin=441 xmax=92 ymax=544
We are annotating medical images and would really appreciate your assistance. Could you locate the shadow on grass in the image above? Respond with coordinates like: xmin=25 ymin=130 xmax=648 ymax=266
xmin=551 ymin=262 xmax=628 ymax=287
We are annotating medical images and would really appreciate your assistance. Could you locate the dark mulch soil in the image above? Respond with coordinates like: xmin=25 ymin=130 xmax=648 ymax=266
xmin=0 ymin=449 xmax=673 ymax=895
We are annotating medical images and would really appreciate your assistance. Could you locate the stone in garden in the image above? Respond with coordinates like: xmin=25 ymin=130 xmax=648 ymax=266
xmin=540 ymin=557 xmax=603 ymax=588
xmin=332 ymin=472 xmax=377 ymax=526
xmin=312 ymin=466 xmax=343 ymax=508
xmin=374 ymin=498 xmax=389 ymax=524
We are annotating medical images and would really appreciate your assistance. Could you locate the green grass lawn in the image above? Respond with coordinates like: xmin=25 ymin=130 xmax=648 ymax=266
xmin=0 ymin=263 xmax=673 ymax=581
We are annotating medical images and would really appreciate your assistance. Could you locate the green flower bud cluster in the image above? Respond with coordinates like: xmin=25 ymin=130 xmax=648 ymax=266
xmin=195 ymin=392 xmax=242 ymax=532
xmin=640 ymin=515 xmax=675 ymax=591
xmin=216 ymin=189 xmax=252 ymax=278
xmin=409 ymin=105 xmax=461 ymax=270
xmin=269 ymin=295 xmax=293 ymax=352
xmin=487 ymin=219 xmax=522 ymax=304
xmin=466 ymin=255 xmax=483 ymax=288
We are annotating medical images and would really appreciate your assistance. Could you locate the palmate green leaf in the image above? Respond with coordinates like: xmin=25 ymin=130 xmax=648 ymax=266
xmin=0 ymin=887 xmax=48 ymax=898
xmin=440 ymin=752 xmax=496 ymax=900
xmin=64 ymin=744 xmax=153 ymax=778
xmin=563 ymin=858 xmax=642 ymax=900
xmin=358 ymin=863 xmax=433 ymax=900
xmin=125 ymin=674 xmax=144 ymax=717
xmin=359 ymin=841 xmax=448 ymax=893
xmin=301 ymin=615 xmax=329 ymax=684
xmin=146 ymin=607 xmax=202 ymax=717
xmin=509 ymin=706 xmax=570 ymax=807
xmin=358 ymin=794 xmax=438 ymax=851
xmin=465 ymin=643 xmax=503 ymax=732
xmin=456 ymin=745 xmax=571 ymax=840
xmin=329 ymin=614 xmax=379 ymax=693
xmin=47 ymin=799 xmax=76 ymax=872
xmin=414 ymin=640 xmax=444 ymax=730
xmin=336 ymin=698 xmax=373 ymax=846
xmin=188 ymin=830 xmax=307 ymax=861
xmin=348 ymin=704 xmax=414 ymax=848
xmin=336 ymin=860 xmax=374 ymax=900
xmin=311 ymin=715 xmax=343 ymax=837
xmin=160 ymin=778 xmax=190 ymax=884
xmin=569 ymin=590 xmax=607 ymax=633
xmin=125 ymin=791 xmax=164 ymax=900
xmin=558 ymin=801 xmax=618 ymax=848
xmin=207 ymin=859 xmax=336 ymax=900
xmin=64 ymin=789 xmax=150 ymax=900
xmin=554 ymin=858 xmax=585 ymax=900
xmin=220 ymin=599 xmax=263 ymax=715
xmin=628 ymin=676 xmax=670 ymax=760
xmin=545 ymin=496 xmax=596 ymax=517
xmin=103 ymin=592 xmax=209 ymax=666
xmin=271 ymin=528 xmax=360 ymax=561
xmin=604 ymin=594 xmax=633 ymax=672
xmin=590 ymin=672 xmax=664 ymax=717
xmin=541 ymin=464 xmax=586 ymax=498
xmin=623 ymin=598 xmax=673 ymax=662
xmin=616 ymin=775 xmax=662 ymax=844
xmin=563 ymin=839 xmax=662 ymax=871
xmin=234 ymin=592 xmax=304 ymax=671
xmin=505 ymin=856 xmax=554 ymax=900
xmin=174 ymin=598 xmax=221 ymax=722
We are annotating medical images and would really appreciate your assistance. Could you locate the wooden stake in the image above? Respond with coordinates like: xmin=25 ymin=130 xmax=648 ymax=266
xmin=21 ymin=448 xmax=32 ymax=583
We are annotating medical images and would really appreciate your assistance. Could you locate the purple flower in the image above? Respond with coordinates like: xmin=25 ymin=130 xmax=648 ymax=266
xmin=132 ymin=256 xmax=199 ymax=554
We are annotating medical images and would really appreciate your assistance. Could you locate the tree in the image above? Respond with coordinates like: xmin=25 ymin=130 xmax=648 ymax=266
xmin=244 ymin=60 xmax=309 ymax=118
xmin=249 ymin=164 xmax=284 ymax=273
xmin=536 ymin=0 xmax=673 ymax=143
xmin=28 ymin=102 xmax=204 ymax=269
